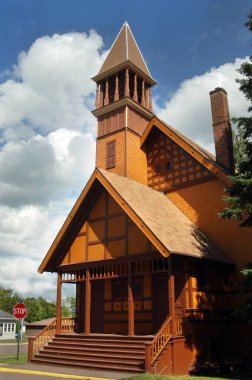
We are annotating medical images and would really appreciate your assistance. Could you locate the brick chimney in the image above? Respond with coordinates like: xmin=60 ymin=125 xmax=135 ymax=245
xmin=209 ymin=87 xmax=234 ymax=174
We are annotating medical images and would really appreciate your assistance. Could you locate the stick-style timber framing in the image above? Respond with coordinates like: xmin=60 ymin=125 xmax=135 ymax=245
xmin=85 ymin=269 xmax=91 ymax=335
xmin=56 ymin=273 xmax=62 ymax=333
xmin=128 ymin=261 xmax=134 ymax=335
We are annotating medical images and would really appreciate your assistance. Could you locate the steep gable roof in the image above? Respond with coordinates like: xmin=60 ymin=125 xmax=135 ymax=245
xmin=38 ymin=168 xmax=230 ymax=273
xmin=141 ymin=115 xmax=230 ymax=186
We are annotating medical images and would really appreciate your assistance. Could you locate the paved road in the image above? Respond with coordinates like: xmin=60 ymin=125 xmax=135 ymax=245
xmin=0 ymin=343 xmax=28 ymax=356
xmin=0 ymin=364 xmax=131 ymax=380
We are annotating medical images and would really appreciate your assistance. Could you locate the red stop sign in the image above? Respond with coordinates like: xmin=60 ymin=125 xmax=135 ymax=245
xmin=13 ymin=303 xmax=27 ymax=319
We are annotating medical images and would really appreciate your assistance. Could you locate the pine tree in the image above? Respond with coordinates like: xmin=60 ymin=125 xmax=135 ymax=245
xmin=220 ymin=11 xmax=252 ymax=227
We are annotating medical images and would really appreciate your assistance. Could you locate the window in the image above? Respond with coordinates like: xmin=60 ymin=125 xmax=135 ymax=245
xmin=113 ymin=278 xmax=128 ymax=300
xmin=133 ymin=277 xmax=143 ymax=299
xmin=112 ymin=277 xmax=143 ymax=300
xmin=8 ymin=324 xmax=11 ymax=332
xmin=12 ymin=324 xmax=15 ymax=332
xmin=106 ymin=140 xmax=116 ymax=169
xmin=3 ymin=324 xmax=7 ymax=333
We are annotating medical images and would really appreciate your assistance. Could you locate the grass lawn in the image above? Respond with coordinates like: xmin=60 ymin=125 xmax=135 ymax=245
xmin=0 ymin=338 xmax=28 ymax=344
xmin=0 ymin=353 xmax=28 ymax=364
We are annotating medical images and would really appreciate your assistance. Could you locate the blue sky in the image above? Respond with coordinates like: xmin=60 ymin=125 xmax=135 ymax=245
xmin=0 ymin=0 xmax=251 ymax=99
xmin=0 ymin=0 xmax=251 ymax=299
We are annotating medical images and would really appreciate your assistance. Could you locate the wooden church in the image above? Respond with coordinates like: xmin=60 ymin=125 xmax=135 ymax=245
xmin=28 ymin=23 xmax=252 ymax=375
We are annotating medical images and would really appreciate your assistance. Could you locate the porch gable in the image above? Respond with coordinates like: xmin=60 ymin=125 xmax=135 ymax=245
xmin=60 ymin=189 xmax=153 ymax=265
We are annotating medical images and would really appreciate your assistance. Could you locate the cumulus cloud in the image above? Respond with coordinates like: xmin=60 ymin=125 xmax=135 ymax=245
xmin=0 ymin=29 xmax=249 ymax=300
xmin=0 ymin=30 xmax=105 ymax=298
xmin=156 ymin=57 xmax=250 ymax=153
xmin=0 ymin=31 xmax=105 ymax=140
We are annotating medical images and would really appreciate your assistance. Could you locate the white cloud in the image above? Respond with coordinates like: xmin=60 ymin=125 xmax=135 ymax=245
xmin=0 ymin=29 xmax=249 ymax=302
xmin=0 ymin=30 xmax=106 ymax=140
xmin=0 ymin=30 xmax=104 ymax=299
xmin=156 ymin=57 xmax=250 ymax=153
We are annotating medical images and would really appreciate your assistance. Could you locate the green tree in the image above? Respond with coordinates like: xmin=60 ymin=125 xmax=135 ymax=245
xmin=62 ymin=297 xmax=76 ymax=317
xmin=220 ymin=11 xmax=252 ymax=227
xmin=0 ymin=287 xmax=20 ymax=314
xmin=237 ymin=263 xmax=252 ymax=320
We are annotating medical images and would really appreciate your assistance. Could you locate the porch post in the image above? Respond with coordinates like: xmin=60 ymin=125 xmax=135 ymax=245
xmin=85 ymin=269 xmax=91 ymax=335
xmin=128 ymin=262 xmax=134 ymax=336
xmin=56 ymin=272 xmax=62 ymax=333
xmin=168 ymin=256 xmax=176 ymax=335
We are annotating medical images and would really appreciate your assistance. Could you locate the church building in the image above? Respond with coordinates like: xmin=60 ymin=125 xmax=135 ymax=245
xmin=29 ymin=23 xmax=252 ymax=375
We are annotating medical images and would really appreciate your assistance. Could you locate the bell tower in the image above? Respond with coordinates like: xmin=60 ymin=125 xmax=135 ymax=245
xmin=92 ymin=22 xmax=156 ymax=183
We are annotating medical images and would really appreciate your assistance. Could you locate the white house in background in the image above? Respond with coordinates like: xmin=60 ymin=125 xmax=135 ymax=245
xmin=0 ymin=309 xmax=17 ymax=340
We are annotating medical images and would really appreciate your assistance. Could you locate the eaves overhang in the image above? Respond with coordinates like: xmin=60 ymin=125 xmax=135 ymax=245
xmin=92 ymin=60 xmax=157 ymax=86
xmin=92 ymin=97 xmax=153 ymax=120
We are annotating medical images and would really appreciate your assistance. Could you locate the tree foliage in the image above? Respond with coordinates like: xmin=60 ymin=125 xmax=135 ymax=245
xmin=0 ymin=286 xmax=74 ymax=323
xmin=237 ymin=263 xmax=252 ymax=320
xmin=220 ymin=11 xmax=252 ymax=227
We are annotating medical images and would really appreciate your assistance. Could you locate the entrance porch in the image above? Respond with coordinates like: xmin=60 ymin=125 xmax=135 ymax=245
xmin=57 ymin=255 xmax=181 ymax=336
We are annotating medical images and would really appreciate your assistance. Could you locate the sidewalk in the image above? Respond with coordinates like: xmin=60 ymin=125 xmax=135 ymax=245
xmin=0 ymin=362 xmax=134 ymax=379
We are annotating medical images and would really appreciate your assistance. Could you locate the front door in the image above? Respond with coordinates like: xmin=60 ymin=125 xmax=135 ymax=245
xmin=91 ymin=280 xmax=104 ymax=333
xmin=76 ymin=282 xmax=85 ymax=333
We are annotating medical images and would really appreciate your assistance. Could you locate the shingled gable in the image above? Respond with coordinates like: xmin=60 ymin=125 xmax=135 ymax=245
xmin=38 ymin=168 xmax=230 ymax=273
xmin=141 ymin=115 xmax=230 ymax=185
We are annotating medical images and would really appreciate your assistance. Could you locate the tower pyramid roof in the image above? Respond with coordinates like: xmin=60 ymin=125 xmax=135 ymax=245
xmin=97 ymin=22 xmax=153 ymax=80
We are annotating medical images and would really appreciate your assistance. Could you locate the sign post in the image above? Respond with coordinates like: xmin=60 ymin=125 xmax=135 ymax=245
xmin=13 ymin=303 xmax=27 ymax=360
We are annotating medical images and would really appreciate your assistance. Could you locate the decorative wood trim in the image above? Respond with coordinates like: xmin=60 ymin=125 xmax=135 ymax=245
xmin=168 ymin=257 xmax=175 ymax=335
xmin=88 ymin=239 xmax=103 ymax=246
xmin=108 ymin=212 xmax=125 ymax=219
xmin=141 ymin=80 xmax=145 ymax=107
xmin=188 ymin=276 xmax=193 ymax=309
xmin=128 ymin=262 xmax=134 ymax=336
xmin=77 ymin=232 xmax=86 ymax=237
xmin=104 ymin=192 xmax=108 ymax=260
xmin=108 ymin=235 xmax=126 ymax=242
xmin=125 ymin=68 xmax=129 ymax=97
xmin=85 ymin=269 xmax=91 ymax=335
xmin=56 ymin=273 xmax=62 ymax=333
xmin=92 ymin=96 xmax=153 ymax=120
xmin=85 ymin=222 xmax=89 ymax=261
xmin=125 ymin=215 xmax=128 ymax=256
xmin=89 ymin=216 xmax=105 ymax=223
xmin=68 ymin=248 xmax=71 ymax=264
xmin=114 ymin=73 xmax=119 ymax=101
xmin=92 ymin=60 xmax=157 ymax=86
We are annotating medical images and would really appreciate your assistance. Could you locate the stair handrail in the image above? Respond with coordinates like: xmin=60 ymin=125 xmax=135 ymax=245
xmin=145 ymin=316 xmax=172 ymax=370
xmin=28 ymin=317 xmax=76 ymax=361
xmin=28 ymin=318 xmax=57 ymax=361
xmin=145 ymin=316 xmax=191 ymax=372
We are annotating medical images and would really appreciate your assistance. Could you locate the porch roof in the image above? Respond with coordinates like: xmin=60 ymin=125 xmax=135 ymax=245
xmin=38 ymin=168 xmax=230 ymax=273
